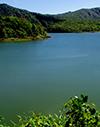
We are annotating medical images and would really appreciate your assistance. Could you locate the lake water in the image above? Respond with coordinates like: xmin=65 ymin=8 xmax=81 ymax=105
xmin=0 ymin=33 xmax=100 ymax=121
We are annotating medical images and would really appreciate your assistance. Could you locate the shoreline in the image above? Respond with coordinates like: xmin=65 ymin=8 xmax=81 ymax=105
xmin=0 ymin=35 xmax=51 ymax=43
xmin=1 ymin=31 xmax=100 ymax=42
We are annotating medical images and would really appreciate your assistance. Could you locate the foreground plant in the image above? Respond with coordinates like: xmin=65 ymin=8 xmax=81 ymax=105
xmin=14 ymin=112 xmax=66 ymax=127
xmin=65 ymin=95 xmax=100 ymax=127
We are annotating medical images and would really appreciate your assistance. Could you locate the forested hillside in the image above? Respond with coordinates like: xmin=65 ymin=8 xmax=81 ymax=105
xmin=1 ymin=4 xmax=100 ymax=41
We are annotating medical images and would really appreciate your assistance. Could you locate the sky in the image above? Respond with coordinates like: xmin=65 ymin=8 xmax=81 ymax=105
xmin=0 ymin=0 xmax=100 ymax=14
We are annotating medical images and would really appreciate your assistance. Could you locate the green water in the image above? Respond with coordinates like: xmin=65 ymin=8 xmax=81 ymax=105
xmin=0 ymin=33 xmax=100 ymax=121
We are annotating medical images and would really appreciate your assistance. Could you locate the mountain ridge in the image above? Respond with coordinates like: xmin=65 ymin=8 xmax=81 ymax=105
xmin=1 ymin=3 xmax=100 ymax=20
xmin=1 ymin=3 xmax=100 ymax=17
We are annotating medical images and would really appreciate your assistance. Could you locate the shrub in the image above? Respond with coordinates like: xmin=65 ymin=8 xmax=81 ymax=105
xmin=64 ymin=95 xmax=100 ymax=127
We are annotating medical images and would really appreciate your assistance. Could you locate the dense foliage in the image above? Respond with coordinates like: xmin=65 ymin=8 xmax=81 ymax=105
xmin=0 ymin=16 xmax=47 ymax=40
xmin=48 ymin=19 xmax=100 ymax=32
xmin=0 ymin=95 xmax=100 ymax=127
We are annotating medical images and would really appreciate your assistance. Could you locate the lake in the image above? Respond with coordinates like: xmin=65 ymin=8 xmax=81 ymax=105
xmin=0 ymin=33 xmax=100 ymax=121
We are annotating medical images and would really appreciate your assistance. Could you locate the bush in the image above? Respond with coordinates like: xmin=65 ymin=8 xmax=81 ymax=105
xmin=65 ymin=95 xmax=100 ymax=127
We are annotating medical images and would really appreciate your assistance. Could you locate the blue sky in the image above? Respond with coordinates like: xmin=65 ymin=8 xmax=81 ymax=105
xmin=0 ymin=0 xmax=100 ymax=14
